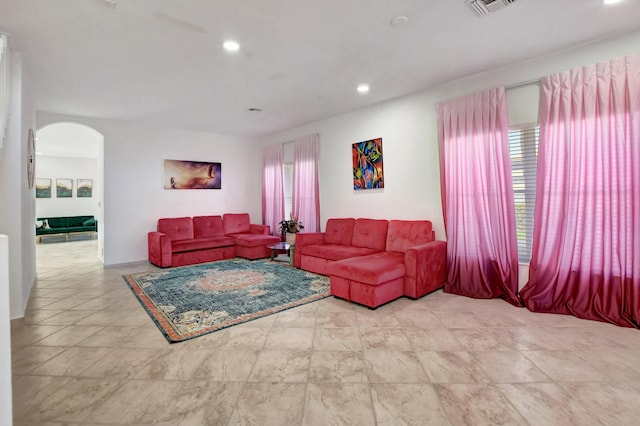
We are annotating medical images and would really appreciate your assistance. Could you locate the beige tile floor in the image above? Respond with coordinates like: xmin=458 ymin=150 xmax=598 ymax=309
xmin=10 ymin=240 xmax=640 ymax=425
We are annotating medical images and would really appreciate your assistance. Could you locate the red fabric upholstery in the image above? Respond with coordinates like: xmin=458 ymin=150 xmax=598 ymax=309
xmin=233 ymin=233 xmax=280 ymax=248
xmin=386 ymin=220 xmax=433 ymax=253
xmin=324 ymin=218 xmax=356 ymax=245
xmin=148 ymin=214 xmax=277 ymax=267
xmin=328 ymin=252 xmax=405 ymax=285
xmin=158 ymin=217 xmax=194 ymax=240
xmin=301 ymin=244 xmax=378 ymax=262
xmin=294 ymin=232 xmax=325 ymax=267
xmin=193 ymin=216 xmax=224 ymax=238
xmin=222 ymin=213 xmax=251 ymax=235
xmin=352 ymin=219 xmax=388 ymax=251
xmin=404 ymin=240 xmax=447 ymax=298
xmin=172 ymin=236 xmax=235 ymax=253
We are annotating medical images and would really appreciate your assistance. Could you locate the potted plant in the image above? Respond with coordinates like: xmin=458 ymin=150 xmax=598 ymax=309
xmin=278 ymin=214 xmax=304 ymax=246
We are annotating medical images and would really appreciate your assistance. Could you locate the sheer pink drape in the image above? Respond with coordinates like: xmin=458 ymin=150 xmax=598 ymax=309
xmin=292 ymin=134 xmax=320 ymax=233
xmin=262 ymin=144 xmax=284 ymax=236
xmin=521 ymin=54 xmax=640 ymax=327
xmin=437 ymin=87 xmax=521 ymax=305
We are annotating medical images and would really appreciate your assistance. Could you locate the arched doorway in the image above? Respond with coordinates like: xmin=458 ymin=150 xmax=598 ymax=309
xmin=35 ymin=123 xmax=104 ymax=262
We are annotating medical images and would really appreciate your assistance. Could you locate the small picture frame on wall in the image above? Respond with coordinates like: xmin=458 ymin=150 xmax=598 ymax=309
xmin=35 ymin=178 xmax=52 ymax=198
xmin=77 ymin=179 xmax=93 ymax=198
xmin=56 ymin=178 xmax=73 ymax=198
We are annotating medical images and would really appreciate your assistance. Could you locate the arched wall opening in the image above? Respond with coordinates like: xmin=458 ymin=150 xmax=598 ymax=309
xmin=35 ymin=122 xmax=105 ymax=261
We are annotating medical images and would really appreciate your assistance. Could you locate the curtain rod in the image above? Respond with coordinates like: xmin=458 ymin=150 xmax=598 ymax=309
xmin=505 ymin=79 xmax=540 ymax=90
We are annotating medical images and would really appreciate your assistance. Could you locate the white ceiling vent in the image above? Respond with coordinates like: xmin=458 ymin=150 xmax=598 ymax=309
xmin=466 ymin=0 xmax=517 ymax=17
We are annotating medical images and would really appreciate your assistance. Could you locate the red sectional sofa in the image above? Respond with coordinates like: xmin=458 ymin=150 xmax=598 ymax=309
xmin=294 ymin=218 xmax=446 ymax=308
xmin=148 ymin=213 xmax=280 ymax=267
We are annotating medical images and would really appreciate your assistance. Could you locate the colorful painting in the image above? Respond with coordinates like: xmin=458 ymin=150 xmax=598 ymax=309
xmin=77 ymin=179 xmax=93 ymax=198
xmin=35 ymin=178 xmax=51 ymax=198
xmin=164 ymin=159 xmax=222 ymax=189
xmin=353 ymin=138 xmax=384 ymax=190
xmin=56 ymin=178 xmax=73 ymax=198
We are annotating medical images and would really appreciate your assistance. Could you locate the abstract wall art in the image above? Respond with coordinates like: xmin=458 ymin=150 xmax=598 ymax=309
xmin=353 ymin=137 xmax=384 ymax=190
xmin=56 ymin=178 xmax=73 ymax=198
xmin=77 ymin=179 xmax=93 ymax=198
xmin=35 ymin=178 xmax=51 ymax=198
xmin=164 ymin=159 xmax=222 ymax=189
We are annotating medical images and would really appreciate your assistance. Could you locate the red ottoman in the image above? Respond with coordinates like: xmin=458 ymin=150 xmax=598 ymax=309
xmin=328 ymin=252 xmax=406 ymax=308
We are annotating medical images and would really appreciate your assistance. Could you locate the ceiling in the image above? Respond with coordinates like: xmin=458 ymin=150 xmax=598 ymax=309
xmin=2 ymin=0 xmax=640 ymax=138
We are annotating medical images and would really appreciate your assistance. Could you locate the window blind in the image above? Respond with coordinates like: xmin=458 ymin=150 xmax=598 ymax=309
xmin=509 ymin=126 xmax=538 ymax=262
xmin=283 ymin=163 xmax=294 ymax=220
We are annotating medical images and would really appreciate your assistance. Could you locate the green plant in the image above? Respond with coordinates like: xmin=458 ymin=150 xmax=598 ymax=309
xmin=278 ymin=215 xmax=304 ymax=235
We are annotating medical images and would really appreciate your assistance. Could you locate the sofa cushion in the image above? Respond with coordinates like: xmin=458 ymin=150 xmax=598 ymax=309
xmin=82 ymin=218 xmax=96 ymax=227
xmin=301 ymin=244 xmax=378 ymax=262
xmin=47 ymin=218 xmax=68 ymax=228
xmin=324 ymin=218 xmax=356 ymax=245
xmin=328 ymin=252 xmax=406 ymax=285
xmin=68 ymin=216 xmax=93 ymax=227
xmin=352 ymin=218 xmax=388 ymax=251
xmin=158 ymin=217 xmax=194 ymax=240
xmin=223 ymin=213 xmax=251 ymax=235
xmin=386 ymin=220 xmax=433 ymax=253
xmin=233 ymin=233 xmax=280 ymax=248
xmin=193 ymin=215 xmax=224 ymax=238
xmin=172 ymin=236 xmax=235 ymax=253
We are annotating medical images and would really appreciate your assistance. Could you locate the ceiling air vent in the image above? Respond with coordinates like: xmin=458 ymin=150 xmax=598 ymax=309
xmin=466 ymin=0 xmax=517 ymax=17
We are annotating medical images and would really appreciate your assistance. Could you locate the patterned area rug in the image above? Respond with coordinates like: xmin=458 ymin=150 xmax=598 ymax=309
xmin=123 ymin=258 xmax=330 ymax=343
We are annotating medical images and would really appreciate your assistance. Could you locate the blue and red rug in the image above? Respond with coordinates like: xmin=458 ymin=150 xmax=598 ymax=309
xmin=123 ymin=258 xmax=330 ymax=343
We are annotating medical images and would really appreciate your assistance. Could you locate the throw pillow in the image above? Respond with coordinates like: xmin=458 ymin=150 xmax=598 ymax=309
xmin=82 ymin=218 xmax=96 ymax=226
xmin=36 ymin=220 xmax=43 ymax=229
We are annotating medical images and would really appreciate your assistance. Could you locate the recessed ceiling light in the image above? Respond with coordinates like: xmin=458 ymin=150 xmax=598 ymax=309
xmin=603 ymin=0 xmax=623 ymax=4
xmin=390 ymin=16 xmax=409 ymax=27
xmin=357 ymin=84 xmax=370 ymax=94
xmin=223 ymin=40 xmax=240 ymax=51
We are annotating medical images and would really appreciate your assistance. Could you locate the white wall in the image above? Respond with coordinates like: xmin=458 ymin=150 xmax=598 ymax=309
xmin=0 ymin=235 xmax=12 ymax=426
xmin=36 ymin=156 xmax=100 ymax=218
xmin=37 ymin=113 xmax=262 ymax=265
xmin=0 ymin=52 xmax=36 ymax=318
xmin=262 ymin=31 xmax=640 ymax=283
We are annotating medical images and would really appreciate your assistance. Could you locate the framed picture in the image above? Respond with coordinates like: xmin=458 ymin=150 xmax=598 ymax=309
xmin=35 ymin=178 xmax=51 ymax=198
xmin=56 ymin=178 xmax=73 ymax=198
xmin=353 ymin=137 xmax=384 ymax=190
xmin=77 ymin=179 xmax=93 ymax=197
xmin=164 ymin=159 xmax=222 ymax=189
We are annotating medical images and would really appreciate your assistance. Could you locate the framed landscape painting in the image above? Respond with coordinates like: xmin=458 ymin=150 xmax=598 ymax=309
xmin=353 ymin=137 xmax=384 ymax=190
xmin=164 ymin=159 xmax=222 ymax=189
xmin=56 ymin=178 xmax=73 ymax=198
xmin=77 ymin=179 xmax=93 ymax=198
xmin=35 ymin=178 xmax=51 ymax=198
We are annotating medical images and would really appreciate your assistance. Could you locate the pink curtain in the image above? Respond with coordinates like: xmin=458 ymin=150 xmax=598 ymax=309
xmin=520 ymin=54 xmax=640 ymax=327
xmin=292 ymin=134 xmax=320 ymax=233
xmin=262 ymin=144 xmax=284 ymax=236
xmin=437 ymin=87 xmax=521 ymax=306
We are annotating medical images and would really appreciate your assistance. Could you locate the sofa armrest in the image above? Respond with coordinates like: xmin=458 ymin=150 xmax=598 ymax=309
xmin=403 ymin=240 xmax=447 ymax=298
xmin=293 ymin=232 xmax=325 ymax=267
xmin=250 ymin=224 xmax=270 ymax=235
xmin=148 ymin=231 xmax=173 ymax=267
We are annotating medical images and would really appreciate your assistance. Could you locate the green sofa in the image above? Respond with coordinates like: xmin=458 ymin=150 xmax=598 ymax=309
xmin=36 ymin=216 xmax=98 ymax=243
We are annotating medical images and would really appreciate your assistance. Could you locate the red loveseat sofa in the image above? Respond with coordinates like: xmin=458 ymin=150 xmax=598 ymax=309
xmin=148 ymin=213 xmax=279 ymax=268
xmin=294 ymin=218 xmax=446 ymax=308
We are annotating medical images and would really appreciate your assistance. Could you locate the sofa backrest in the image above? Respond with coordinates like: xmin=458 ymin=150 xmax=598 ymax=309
xmin=46 ymin=217 xmax=68 ymax=228
xmin=386 ymin=220 xmax=433 ymax=253
xmin=193 ymin=215 xmax=225 ymax=238
xmin=223 ymin=213 xmax=251 ymax=235
xmin=158 ymin=217 xmax=194 ymax=240
xmin=351 ymin=218 xmax=388 ymax=251
xmin=324 ymin=218 xmax=356 ymax=245
xmin=68 ymin=216 xmax=93 ymax=227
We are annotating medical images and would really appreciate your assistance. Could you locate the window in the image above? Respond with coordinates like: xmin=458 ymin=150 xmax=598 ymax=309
xmin=283 ymin=163 xmax=294 ymax=219
xmin=509 ymin=126 xmax=538 ymax=262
